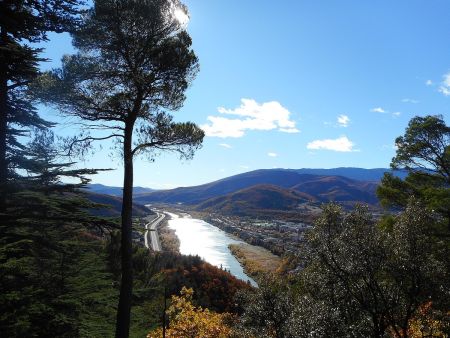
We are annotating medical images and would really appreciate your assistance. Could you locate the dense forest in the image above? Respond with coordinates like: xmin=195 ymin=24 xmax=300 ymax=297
xmin=1 ymin=0 xmax=449 ymax=337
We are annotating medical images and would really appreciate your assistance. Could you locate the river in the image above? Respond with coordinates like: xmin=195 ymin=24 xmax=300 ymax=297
xmin=166 ymin=212 xmax=257 ymax=286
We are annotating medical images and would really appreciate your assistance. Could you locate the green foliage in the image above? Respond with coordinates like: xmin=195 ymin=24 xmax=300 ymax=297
xmin=0 ymin=222 xmax=119 ymax=337
xmin=377 ymin=115 xmax=450 ymax=230
xmin=391 ymin=115 xmax=450 ymax=178
xmin=0 ymin=0 xmax=82 ymax=209
xmin=33 ymin=0 xmax=204 ymax=161
xmin=237 ymin=201 xmax=449 ymax=337
xmin=236 ymin=277 xmax=294 ymax=338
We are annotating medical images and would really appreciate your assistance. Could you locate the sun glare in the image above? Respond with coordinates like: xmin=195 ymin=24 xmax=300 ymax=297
xmin=174 ymin=7 xmax=189 ymax=26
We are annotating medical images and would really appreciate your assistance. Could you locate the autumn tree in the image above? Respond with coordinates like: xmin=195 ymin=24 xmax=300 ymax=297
xmin=147 ymin=287 xmax=235 ymax=338
xmin=34 ymin=0 xmax=204 ymax=336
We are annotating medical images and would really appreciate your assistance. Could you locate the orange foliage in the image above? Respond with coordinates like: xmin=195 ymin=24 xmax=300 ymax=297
xmin=406 ymin=302 xmax=448 ymax=338
xmin=163 ymin=261 xmax=251 ymax=313
xmin=147 ymin=287 xmax=236 ymax=338
xmin=387 ymin=301 xmax=448 ymax=338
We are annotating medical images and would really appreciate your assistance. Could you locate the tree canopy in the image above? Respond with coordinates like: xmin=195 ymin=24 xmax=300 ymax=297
xmin=377 ymin=115 xmax=450 ymax=231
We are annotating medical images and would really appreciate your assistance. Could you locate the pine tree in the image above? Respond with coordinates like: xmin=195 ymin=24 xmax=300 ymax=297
xmin=34 ymin=1 xmax=204 ymax=336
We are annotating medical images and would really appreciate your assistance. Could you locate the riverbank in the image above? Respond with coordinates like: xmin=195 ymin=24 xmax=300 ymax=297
xmin=228 ymin=242 xmax=282 ymax=282
xmin=159 ymin=207 xmax=283 ymax=281
xmin=158 ymin=217 xmax=180 ymax=252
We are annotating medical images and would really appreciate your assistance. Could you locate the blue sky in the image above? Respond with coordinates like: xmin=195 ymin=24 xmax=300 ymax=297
xmin=39 ymin=0 xmax=450 ymax=188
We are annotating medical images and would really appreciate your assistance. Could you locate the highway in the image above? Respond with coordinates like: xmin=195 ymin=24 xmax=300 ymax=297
xmin=144 ymin=212 xmax=165 ymax=251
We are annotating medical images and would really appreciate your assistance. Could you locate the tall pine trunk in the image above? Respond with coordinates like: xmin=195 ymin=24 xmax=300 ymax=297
xmin=0 ymin=26 xmax=8 ymax=213
xmin=115 ymin=122 xmax=134 ymax=338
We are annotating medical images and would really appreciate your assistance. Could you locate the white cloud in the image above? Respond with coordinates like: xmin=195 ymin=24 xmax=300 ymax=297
xmin=279 ymin=128 xmax=300 ymax=133
xmin=401 ymin=98 xmax=419 ymax=104
xmin=219 ymin=143 xmax=232 ymax=149
xmin=439 ymin=87 xmax=450 ymax=96
xmin=306 ymin=136 xmax=355 ymax=152
xmin=268 ymin=152 xmax=278 ymax=157
xmin=337 ymin=114 xmax=350 ymax=127
xmin=438 ymin=72 xmax=450 ymax=96
xmin=426 ymin=79 xmax=433 ymax=86
xmin=392 ymin=111 xmax=401 ymax=117
xmin=371 ymin=107 xmax=386 ymax=113
xmin=201 ymin=98 xmax=299 ymax=138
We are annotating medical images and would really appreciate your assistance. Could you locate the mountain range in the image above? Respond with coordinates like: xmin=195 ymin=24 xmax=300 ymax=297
xmin=133 ymin=168 xmax=398 ymax=210
xmin=86 ymin=183 xmax=155 ymax=196
xmin=86 ymin=168 xmax=402 ymax=218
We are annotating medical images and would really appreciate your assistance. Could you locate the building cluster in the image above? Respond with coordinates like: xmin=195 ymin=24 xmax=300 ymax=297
xmin=205 ymin=214 xmax=312 ymax=256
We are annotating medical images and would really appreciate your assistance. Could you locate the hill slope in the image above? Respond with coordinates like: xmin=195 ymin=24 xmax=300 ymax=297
xmin=196 ymin=184 xmax=314 ymax=215
xmin=86 ymin=192 xmax=151 ymax=217
xmin=291 ymin=175 xmax=378 ymax=204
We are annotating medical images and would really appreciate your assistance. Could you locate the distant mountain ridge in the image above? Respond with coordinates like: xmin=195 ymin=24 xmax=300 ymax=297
xmin=134 ymin=167 xmax=393 ymax=206
xmin=291 ymin=167 xmax=406 ymax=181
xmin=86 ymin=183 xmax=155 ymax=196
xmin=85 ymin=191 xmax=151 ymax=217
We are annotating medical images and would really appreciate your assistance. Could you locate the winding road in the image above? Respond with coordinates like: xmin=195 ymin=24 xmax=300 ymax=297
xmin=144 ymin=212 xmax=165 ymax=251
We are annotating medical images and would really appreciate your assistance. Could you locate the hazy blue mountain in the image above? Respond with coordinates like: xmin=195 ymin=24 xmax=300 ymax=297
xmin=86 ymin=183 xmax=155 ymax=196
xmin=85 ymin=191 xmax=151 ymax=217
xmin=292 ymin=167 xmax=407 ymax=181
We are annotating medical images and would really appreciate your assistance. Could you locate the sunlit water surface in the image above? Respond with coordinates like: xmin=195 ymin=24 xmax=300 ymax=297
xmin=166 ymin=212 xmax=257 ymax=286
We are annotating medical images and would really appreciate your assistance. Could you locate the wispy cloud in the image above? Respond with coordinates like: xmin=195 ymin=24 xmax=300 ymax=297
xmin=337 ymin=114 xmax=350 ymax=127
xmin=307 ymin=136 xmax=356 ymax=152
xmin=267 ymin=152 xmax=278 ymax=157
xmin=371 ymin=107 xmax=386 ymax=113
xmin=401 ymin=98 xmax=419 ymax=104
xmin=381 ymin=144 xmax=398 ymax=151
xmin=219 ymin=143 xmax=232 ymax=149
xmin=438 ymin=72 xmax=450 ymax=96
xmin=425 ymin=79 xmax=433 ymax=86
xmin=201 ymin=98 xmax=299 ymax=138
xmin=371 ymin=106 xmax=401 ymax=118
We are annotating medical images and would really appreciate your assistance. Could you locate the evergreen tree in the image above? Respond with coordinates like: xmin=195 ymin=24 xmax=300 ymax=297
xmin=0 ymin=128 xmax=117 ymax=336
xmin=0 ymin=0 xmax=81 ymax=212
xmin=34 ymin=1 xmax=204 ymax=336
xmin=377 ymin=115 xmax=450 ymax=231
